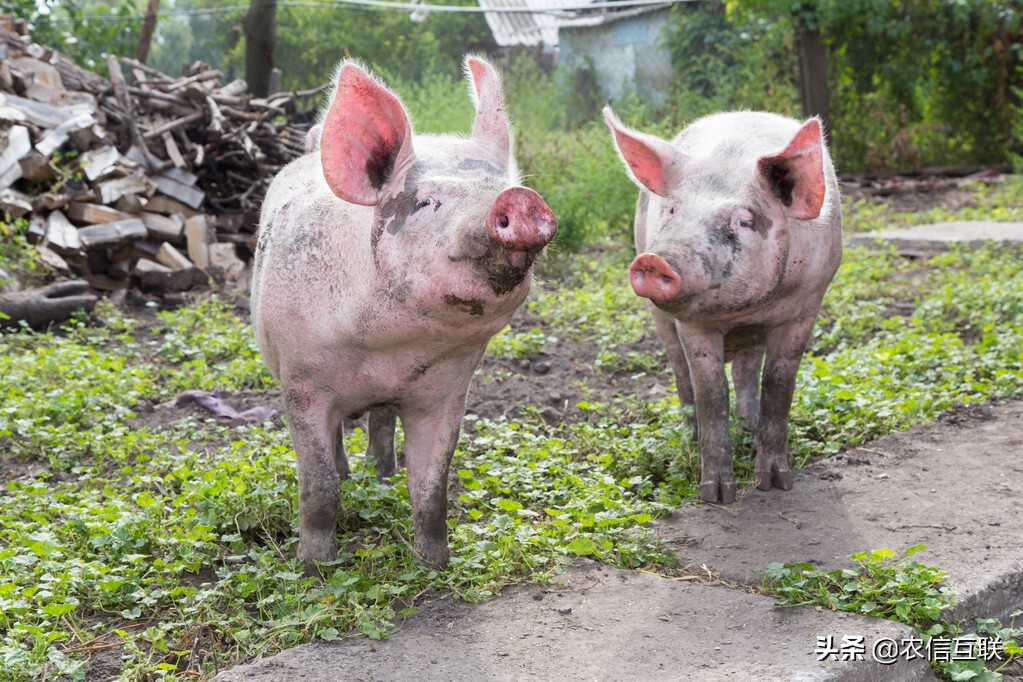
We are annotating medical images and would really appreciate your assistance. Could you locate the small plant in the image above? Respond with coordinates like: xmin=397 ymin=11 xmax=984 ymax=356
xmin=758 ymin=545 xmax=953 ymax=623
xmin=758 ymin=546 xmax=1022 ymax=680
xmin=486 ymin=326 xmax=552 ymax=360
xmin=0 ymin=219 xmax=48 ymax=286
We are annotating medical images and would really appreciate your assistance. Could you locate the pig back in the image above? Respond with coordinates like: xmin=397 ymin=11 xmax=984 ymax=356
xmin=250 ymin=153 xmax=377 ymax=373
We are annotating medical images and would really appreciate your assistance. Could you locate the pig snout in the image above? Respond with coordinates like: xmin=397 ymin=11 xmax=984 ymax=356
xmin=630 ymin=253 xmax=682 ymax=304
xmin=487 ymin=187 xmax=558 ymax=253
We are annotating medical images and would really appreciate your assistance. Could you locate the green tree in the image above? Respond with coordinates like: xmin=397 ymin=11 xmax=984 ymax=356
xmin=270 ymin=0 xmax=494 ymax=94
xmin=669 ymin=0 xmax=1023 ymax=170
xmin=3 ymin=0 xmax=143 ymax=71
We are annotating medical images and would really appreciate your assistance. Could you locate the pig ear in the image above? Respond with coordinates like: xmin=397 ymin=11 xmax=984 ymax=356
xmin=603 ymin=107 xmax=687 ymax=197
xmin=465 ymin=56 xmax=512 ymax=172
xmin=320 ymin=61 xmax=416 ymax=206
xmin=757 ymin=118 xmax=826 ymax=221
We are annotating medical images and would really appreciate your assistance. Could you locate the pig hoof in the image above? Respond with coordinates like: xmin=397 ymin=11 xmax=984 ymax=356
xmin=699 ymin=479 xmax=736 ymax=504
xmin=298 ymin=536 xmax=338 ymax=565
xmin=416 ymin=543 xmax=450 ymax=570
xmin=755 ymin=468 xmax=793 ymax=492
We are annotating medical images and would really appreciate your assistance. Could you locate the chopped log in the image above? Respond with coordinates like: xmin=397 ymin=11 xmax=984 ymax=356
xmin=143 ymin=194 xmax=199 ymax=218
xmin=84 ymin=273 xmax=130 ymax=291
xmin=165 ymin=69 xmax=223 ymax=92
xmin=156 ymin=242 xmax=192 ymax=270
xmin=45 ymin=210 xmax=82 ymax=255
xmin=209 ymin=242 xmax=245 ymax=282
xmin=0 ymin=187 xmax=32 ymax=219
xmin=153 ymin=174 xmax=204 ymax=209
xmin=79 ymin=146 xmax=125 ymax=182
xmin=142 ymin=110 xmax=203 ymax=141
xmin=0 ymin=124 xmax=31 ymax=189
xmin=0 ymin=93 xmax=94 ymax=129
xmin=67 ymin=202 xmax=134 ymax=225
xmin=10 ymin=56 xmax=64 ymax=103
xmin=67 ymin=122 xmax=106 ymax=152
xmin=27 ymin=213 xmax=46 ymax=242
xmin=133 ymin=257 xmax=171 ymax=274
xmin=107 ymin=258 xmax=133 ymax=280
xmin=78 ymin=218 xmax=148 ymax=250
xmin=35 ymin=111 xmax=97 ymax=156
xmin=36 ymin=244 xmax=70 ymax=275
xmin=162 ymin=166 xmax=199 ymax=186
xmin=184 ymin=214 xmax=211 ymax=268
xmin=140 ymin=211 xmax=184 ymax=243
xmin=18 ymin=149 xmax=59 ymax=182
xmin=115 ymin=193 xmax=145 ymax=214
xmin=96 ymin=170 xmax=152 ymax=205
xmin=162 ymin=131 xmax=185 ymax=167
xmin=134 ymin=259 xmax=209 ymax=293
xmin=31 ymin=192 xmax=71 ymax=213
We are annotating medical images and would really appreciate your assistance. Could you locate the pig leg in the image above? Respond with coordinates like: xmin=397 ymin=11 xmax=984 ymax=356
xmin=367 ymin=410 xmax=398 ymax=478
xmin=678 ymin=326 xmax=734 ymax=504
xmin=754 ymin=319 xmax=815 ymax=492
xmin=285 ymin=385 xmax=346 ymax=563
xmin=399 ymin=398 xmax=465 ymax=568
xmin=731 ymin=345 xmax=764 ymax=431
xmin=651 ymin=307 xmax=697 ymax=436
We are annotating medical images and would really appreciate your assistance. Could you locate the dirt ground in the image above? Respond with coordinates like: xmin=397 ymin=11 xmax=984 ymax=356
xmin=8 ymin=178 xmax=1022 ymax=680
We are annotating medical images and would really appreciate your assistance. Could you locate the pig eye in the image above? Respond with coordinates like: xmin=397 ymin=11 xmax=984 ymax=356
xmin=731 ymin=209 xmax=756 ymax=230
xmin=414 ymin=197 xmax=433 ymax=211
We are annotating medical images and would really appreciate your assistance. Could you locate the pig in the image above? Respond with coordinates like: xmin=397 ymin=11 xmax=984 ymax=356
xmin=251 ymin=57 xmax=557 ymax=568
xmin=603 ymin=108 xmax=841 ymax=504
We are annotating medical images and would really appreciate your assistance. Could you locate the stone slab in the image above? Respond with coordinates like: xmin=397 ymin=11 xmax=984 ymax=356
xmin=848 ymin=220 xmax=1023 ymax=253
xmin=215 ymin=562 xmax=936 ymax=682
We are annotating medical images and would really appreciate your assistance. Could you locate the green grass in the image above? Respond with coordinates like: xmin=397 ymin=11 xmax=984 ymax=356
xmin=759 ymin=546 xmax=1023 ymax=680
xmin=1 ymin=178 xmax=1022 ymax=679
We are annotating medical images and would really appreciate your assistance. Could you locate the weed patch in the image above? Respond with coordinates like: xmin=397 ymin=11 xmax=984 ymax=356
xmin=759 ymin=547 xmax=1023 ymax=680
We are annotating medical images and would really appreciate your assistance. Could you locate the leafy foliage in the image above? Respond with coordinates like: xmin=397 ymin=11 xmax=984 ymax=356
xmin=759 ymin=547 xmax=1023 ymax=680
xmin=708 ymin=0 xmax=1023 ymax=170
xmin=15 ymin=0 xmax=143 ymax=71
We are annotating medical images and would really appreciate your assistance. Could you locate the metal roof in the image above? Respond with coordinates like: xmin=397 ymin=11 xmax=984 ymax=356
xmin=478 ymin=0 xmax=676 ymax=47
xmin=557 ymin=2 xmax=671 ymax=30
xmin=477 ymin=0 xmax=584 ymax=47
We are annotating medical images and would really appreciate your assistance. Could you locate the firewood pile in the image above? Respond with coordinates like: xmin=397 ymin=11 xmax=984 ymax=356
xmin=0 ymin=19 xmax=321 ymax=295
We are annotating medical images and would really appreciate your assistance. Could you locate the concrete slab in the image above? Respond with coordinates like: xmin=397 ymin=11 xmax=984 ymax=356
xmin=214 ymin=562 xmax=936 ymax=682
xmin=213 ymin=401 xmax=1023 ymax=681
xmin=656 ymin=400 xmax=1023 ymax=624
xmin=848 ymin=220 xmax=1023 ymax=253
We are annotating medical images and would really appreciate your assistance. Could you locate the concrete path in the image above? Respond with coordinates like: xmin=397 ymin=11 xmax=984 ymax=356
xmin=214 ymin=400 xmax=1023 ymax=681
xmin=848 ymin=220 xmax=1023 ymax=254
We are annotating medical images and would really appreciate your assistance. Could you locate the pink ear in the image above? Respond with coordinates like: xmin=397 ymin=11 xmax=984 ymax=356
xmin=757 ymin=118 xmax=826 ymax=221
xmin=603 ymin=107 xmax=686 ymax=197
xmin=320 ymin=62 xmax=415 ymax=206
xmin=466 ymin=56 xmax=511 ymax=171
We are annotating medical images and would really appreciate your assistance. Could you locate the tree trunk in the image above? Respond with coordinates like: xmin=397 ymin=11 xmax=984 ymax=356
xmin=243 ymin=0 xmax=276 ymax=97
xmin=795 ymin=5 xmax=830 ymax=135
xmin=136 ymin=0 xmax=161 ymax=64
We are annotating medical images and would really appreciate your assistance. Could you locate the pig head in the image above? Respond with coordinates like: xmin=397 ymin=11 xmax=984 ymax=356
xmin=251 ymin=57 xmax=556 ymax=568
xmin=604 ymin=108 xmax=842 ymax=504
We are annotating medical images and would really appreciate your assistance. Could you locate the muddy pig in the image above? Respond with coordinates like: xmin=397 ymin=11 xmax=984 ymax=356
xmin=603 ymin=109 xmax=841 ymax=504
xmin=251 ymin=57 xmax=557 ymax=568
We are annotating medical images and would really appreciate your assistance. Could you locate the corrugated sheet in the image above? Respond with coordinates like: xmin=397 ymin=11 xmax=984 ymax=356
xmin=478 ymin=0 xmax=590 ymax=47
xmin=558 ymin=3 xmax=672 ymax=29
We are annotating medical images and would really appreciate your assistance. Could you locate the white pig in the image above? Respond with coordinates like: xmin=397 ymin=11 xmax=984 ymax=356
xmin=252 ymin=57 xmax=556 ymax=567
xmin=604 ymin=108 xmax=841 ymax=504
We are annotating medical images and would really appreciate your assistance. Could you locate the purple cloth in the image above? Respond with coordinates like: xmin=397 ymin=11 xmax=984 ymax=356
xmin=173 ymin=390 xmax=277 ymax=423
